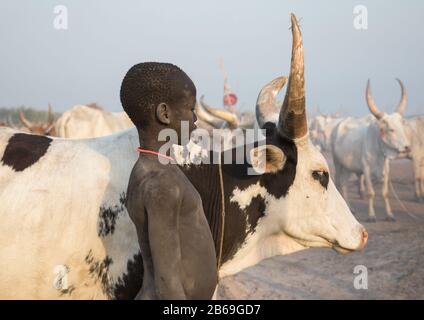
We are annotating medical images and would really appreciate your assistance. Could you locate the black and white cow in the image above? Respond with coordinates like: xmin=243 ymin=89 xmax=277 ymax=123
xmin=0 ymin=14 xmax=367 ymax=299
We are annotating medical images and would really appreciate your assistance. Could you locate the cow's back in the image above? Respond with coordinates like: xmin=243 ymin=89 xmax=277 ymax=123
xmin=0 ymin=128 xmax=141 ymax=299
xmin=55 ymin=105 xmax=134 ymax=139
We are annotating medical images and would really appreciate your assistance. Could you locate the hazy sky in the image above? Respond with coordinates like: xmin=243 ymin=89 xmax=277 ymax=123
xmin=0 ymin=0 xmax=423 ymax=116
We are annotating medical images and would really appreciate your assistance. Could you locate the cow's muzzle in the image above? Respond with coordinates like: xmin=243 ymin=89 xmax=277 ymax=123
xmin=333 ymin=226 xmax=368 ymax=254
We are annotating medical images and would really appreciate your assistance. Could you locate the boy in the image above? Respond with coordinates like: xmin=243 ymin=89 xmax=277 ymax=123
xmin=120 ymin=62 xmax=217 ymax=299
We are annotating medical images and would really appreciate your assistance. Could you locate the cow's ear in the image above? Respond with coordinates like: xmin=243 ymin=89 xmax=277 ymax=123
xmin=250 ymin=145 xmax=286 ymax=174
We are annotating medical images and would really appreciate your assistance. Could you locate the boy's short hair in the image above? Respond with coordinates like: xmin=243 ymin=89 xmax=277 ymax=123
xmin=120 ymin=62 xmax=196 ymax=128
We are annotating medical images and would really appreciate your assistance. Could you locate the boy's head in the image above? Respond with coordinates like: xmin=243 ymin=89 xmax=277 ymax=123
xmin=120 ymin=62 xmax=197 ymax=137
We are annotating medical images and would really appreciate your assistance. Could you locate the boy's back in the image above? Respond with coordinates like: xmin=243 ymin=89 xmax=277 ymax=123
xmin=126 ymin=157 xmax=217 ymax=299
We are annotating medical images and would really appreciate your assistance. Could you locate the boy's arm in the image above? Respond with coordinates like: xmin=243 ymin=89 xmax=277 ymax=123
xmin=143 ymin=182 xmax=187 ymax=299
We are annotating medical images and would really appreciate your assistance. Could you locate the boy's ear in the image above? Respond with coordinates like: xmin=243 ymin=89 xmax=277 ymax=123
xmin=155 ymin=103 xmax=171 ymax=125
xmin=250 ymin=144 xmax=286 ymax=174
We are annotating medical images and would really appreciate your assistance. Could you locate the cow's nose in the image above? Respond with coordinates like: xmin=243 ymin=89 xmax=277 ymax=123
xmin=358 ymin=227 xmax=368 ymax=249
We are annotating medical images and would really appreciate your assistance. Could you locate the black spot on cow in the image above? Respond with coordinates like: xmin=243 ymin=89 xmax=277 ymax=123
xmin=312 ymin=170 xmax=329 ymax=190
xmin=120 ymin=193 xmax=126 ymax=206
xmin=98 ymin=192 xmax=127 ymax=237
xmin=60 ymin=285 xmax=76 ymax=297
xmin=85 ymin=249 xmax=114 ymax=297
xmin=246 ymin=195 xmax=267 ymax=234
xmin=1 ymin=133 xmax=52 ymax=172
xmin=113 ymin=252 xmax=143 ymax=300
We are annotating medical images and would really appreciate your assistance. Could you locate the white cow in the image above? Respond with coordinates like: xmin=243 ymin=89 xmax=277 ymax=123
xmin=309 ymin=114 xmax=343 ymax=152
xmin=0 ymin=14 xmax=367 ymax=299
xmin=55 ymin=105 xmax=134 ymax=139
xmin=331 ymin=79 xmax=410 ymax=222
xmin=404 ymin=116 xmax=424 ymax=202
xmin=310 ymin=114 xmax=376 ymax=198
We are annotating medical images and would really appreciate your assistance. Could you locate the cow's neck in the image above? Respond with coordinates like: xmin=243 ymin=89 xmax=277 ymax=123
xmin=183 ymin=162 xmax=275 ymax=276
xmin=217 ymin=138 xmax=301 ymax=276
xmin=365 ymin=123 xmax=388 ymax=172
xmin=180 ymin=161 xmax=230 ymax=261
xmin=219 ymin=230 xmax=306 ymax=277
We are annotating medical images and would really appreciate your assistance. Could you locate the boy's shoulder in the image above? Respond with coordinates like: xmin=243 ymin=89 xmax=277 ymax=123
xmin=130 ymin=158 xmax=184 ymax=197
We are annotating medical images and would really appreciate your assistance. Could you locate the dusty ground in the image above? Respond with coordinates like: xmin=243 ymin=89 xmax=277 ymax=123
xmin=217 ymin=158 xmax=424 ymax=299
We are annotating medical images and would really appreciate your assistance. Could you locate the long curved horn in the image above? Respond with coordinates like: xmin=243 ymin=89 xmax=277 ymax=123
xmin=278 ymin=14 xmax=307 ymax=139
xmin=195 ymin=99 xmax=225 ymax=129
xmin=19 ymin=111 xmax=33 ymax=129
xmin=47 ymin=104 xmax=55 ymax=125
xmin=366 ymin=79 xmax=383 ymax=119
xmin=395 ymin=78 xmax=407 ymax=114
xmin=255 ymin=76 xmax=288 ymax=128
xmin=200 ymin=96 xmax=239 ymax=129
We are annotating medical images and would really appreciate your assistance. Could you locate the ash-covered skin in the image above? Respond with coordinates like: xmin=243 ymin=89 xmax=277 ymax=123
xmin=121 ymin=62 xmax=217 ymax=300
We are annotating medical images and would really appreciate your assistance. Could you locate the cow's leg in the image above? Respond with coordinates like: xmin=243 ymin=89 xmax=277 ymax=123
xmin=420 ymin=159 xmax=424 ymax=202
xmin=333 ymin=158 xmax=342 ymax=191
xmin=363 ymin=165 xmax=376 ymax=222
xmin=334 ymin=159 xmax=348 ymax=197
xmin=412 ymin=158 xmax=421 ymax=202
xmin=421 ymin=179 xmax=424 ymax=203
xmin=411 ymin=157 xmax=424 ymax=203
xmin=415 ymin=177 xmax=422 ymax=202
xmin=335 ymin=163 xmax=353 ymax=212
xmin=382 ymin=159 xmax=395 ymax=222
xmin=357 ymin=173 xmax=365 ymax=199
xmin=414 ymin=177 xmax=421 ymax=202
xmin=340 ymin=170 xmax=350 ymax=205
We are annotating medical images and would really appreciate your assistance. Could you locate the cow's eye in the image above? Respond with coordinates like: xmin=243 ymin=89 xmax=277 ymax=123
xmin=312 ymin=170 xmax=329 ymax=190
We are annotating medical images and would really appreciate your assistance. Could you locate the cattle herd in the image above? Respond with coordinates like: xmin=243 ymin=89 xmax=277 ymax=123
xmin=310 ymin=80 xmax=424 ymax=216
xmin=0 ymin=13 xmax=422 ymax=299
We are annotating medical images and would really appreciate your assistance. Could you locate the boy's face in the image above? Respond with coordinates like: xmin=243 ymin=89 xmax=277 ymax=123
xmin=170 ymin=89 xmax=197 ymax=140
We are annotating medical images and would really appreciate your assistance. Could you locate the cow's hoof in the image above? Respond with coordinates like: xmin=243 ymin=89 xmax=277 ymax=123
xmin=386 ymin=216 xmax=396 ymax=222
xmin=367 ymin=217 xmax=377 ymax=223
